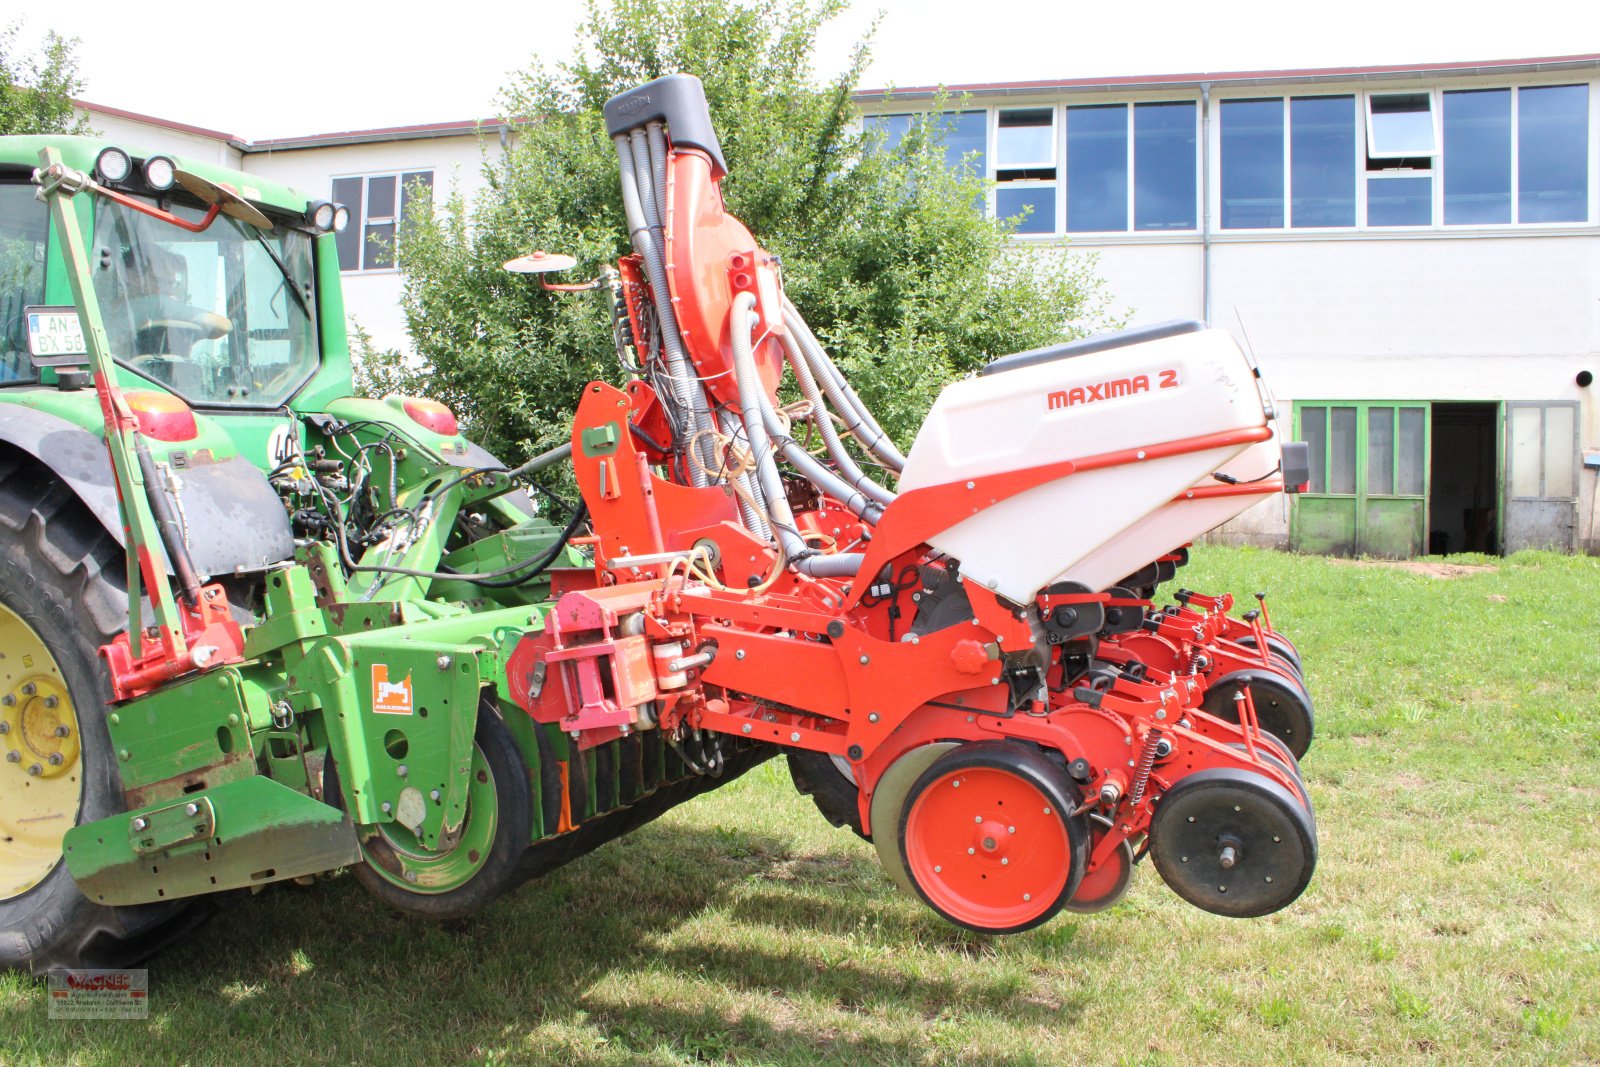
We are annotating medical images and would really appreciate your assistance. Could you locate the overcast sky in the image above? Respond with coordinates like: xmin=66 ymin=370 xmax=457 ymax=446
xmin=25 ymin=0 xmax=1597 ymax=140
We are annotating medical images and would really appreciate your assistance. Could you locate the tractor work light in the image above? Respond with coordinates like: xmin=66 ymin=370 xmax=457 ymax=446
xmin=142 ymin=155 xmax=176 ymax=192
xmin=94 ymin=146 xmax=132 ymax=185
xmin=332 ymin=205 xmax=351 ymax=233
xmin=306 ymin=200 xmax=337 ymax=232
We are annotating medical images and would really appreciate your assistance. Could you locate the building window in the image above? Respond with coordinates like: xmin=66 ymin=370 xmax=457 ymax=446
xmin=995 ymin=108 xmax=1057 ymax=234
xmin=1290 ymin=96 xmax=1357 ymax=228
xmin=1440 ymin=84 xmax=1590 ymax=226
xmin=1134 ymin=102 xmax=1198 ymax=231
xmin=1220 ymin=98 xmax=1285 ymax=228
xmin=864 ymin=111 xmax=986 ymax=175
xmin=1518 ymin=85 xmax=1589 ymax=222
xmin=331 ymin=170 xmax=434 ymax=272
xmin=1066 ymin=102 xmax=1197 ymax=233
xmin=1443 ymin=89 xmax=1512 ymax=225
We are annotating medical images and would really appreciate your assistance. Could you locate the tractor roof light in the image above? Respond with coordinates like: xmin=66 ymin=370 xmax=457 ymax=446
xmin=95 ymin=147 xmax=132 ymax=185
xmin=401 ymin=397 xmax=460 ymax=438
xmin=124 ymin=390 xmax=199 ymax=443
xmin=306 ymin=200 xmax=337 ymax=233
xmin=331 ymin=205 xmax=351 ymax=233
xmin=142 ymin=155 xmax=176 ymax=192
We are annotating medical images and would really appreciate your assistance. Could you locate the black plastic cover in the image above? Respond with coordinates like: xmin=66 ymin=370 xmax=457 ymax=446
xmin=1281 ymin=441 xmax=1311 ymax=492
xmin=602 ymin=74 xmax=728 ymax=178
xmin=981 ymin=319 xmax=1206 ymax=377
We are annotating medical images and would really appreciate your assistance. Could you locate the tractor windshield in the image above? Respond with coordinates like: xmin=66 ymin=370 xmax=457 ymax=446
xmin=92 ymin=197 xmax=318 ymax=407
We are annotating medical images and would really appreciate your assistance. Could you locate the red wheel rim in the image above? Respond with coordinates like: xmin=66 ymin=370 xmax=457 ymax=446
xmin=903 ymin=766 xmax=1071 ymax=930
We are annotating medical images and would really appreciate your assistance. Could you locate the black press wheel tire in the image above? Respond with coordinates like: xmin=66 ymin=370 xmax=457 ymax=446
xmin=1200 ymin=667 xmax=1316 ymax=760
xmin=1235 ymin=632 xmax=1304 ymax=677
xmin=787 ymin=750 xmax=867 ymax=839
xmin=0 ymin=459 xmax=219 ymax=974
xmin=325 ymin=704 xmax=532 ymax=920
xmin=1149 ymin=767 xmax=1317 ymax=918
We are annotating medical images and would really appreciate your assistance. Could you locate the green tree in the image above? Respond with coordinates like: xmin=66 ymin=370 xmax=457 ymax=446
xmin=0 ymin=22 xmax=88 ymax=136
xmin=397 ymin=0 xmax=1114 ymax=466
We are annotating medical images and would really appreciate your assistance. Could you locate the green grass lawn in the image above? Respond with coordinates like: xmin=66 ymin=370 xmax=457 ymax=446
xmin=3 ymin=548 xmax=1598 ymax=1065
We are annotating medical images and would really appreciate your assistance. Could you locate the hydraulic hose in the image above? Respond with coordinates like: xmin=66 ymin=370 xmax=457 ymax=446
xmin=782 ymin=301 xmax=908 ymax=473
xmin=778 ymin=329 xmax=895 ymax=506
xmin=614 ymin=133 xmax=715 ymax=485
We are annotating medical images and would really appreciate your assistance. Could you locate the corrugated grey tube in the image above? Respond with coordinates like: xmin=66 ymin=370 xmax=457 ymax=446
xmin=630 ymin=129 xmax=659 ymax=232
xmin=646 ymin=122 xmax=669 ymax=226
xmin=614 ymin=133 xmax=714 ymax=486
xmin=718 ymin=408 xmax=771 ymax=539
xmin=730 ymin=295 xmax=866 ymax=577
xmin=729 ymin=292 xmax=809 ymax=561
xmin=778 ymin=329 xmax=895 ymax=506
xmin=755 ymin=387 xmax=882 ymax=527
xmin=782 ymin=302 xmax=908 ymax=473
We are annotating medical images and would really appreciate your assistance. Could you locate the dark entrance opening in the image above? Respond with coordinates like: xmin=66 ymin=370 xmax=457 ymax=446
xmin=1428 ymin=403 xmax=1498 ymax=554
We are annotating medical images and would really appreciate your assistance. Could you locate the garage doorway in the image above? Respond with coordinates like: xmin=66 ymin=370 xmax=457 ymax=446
xmin=1428 ymin=403 xmax=1498 ymax=554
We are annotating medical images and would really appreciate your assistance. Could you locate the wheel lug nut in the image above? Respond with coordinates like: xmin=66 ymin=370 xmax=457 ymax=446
xmin=47 ymin=753 xmax=64 ymax=766
xmin=20 ymin=683 xmax=36 ymax=696
xmin=967 ymin=847 xmax=976 ymax=855
xmin=55 ymin=725 xmax=70 ymax=737
xmin=0 ymin=722 xmax=9 ymax=734
xmin=27 ymin=763 xmax=42 ymax=776
xmin=1 ymin=694 xmax=13 ymax=707
xmin=1001 ymin=857 xmax=1009 ymax=866
xmin=43 ymin=695 xmax=59 ymax=709
xmin=4 ymin=751 xmax=19 ymax=763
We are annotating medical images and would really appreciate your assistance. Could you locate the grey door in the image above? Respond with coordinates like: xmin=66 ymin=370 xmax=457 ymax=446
xmin=1503 ymin=401 xmax=1579 ymax=552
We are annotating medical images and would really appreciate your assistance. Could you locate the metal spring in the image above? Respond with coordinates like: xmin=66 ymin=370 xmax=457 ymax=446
xmin=1129 ymin=727 xmax=1164 ymax=808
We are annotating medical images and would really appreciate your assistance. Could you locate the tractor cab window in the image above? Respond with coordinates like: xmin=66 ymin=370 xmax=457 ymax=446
xmin=0 ymin=182 xmax=49 ymax=385
xmin=92 ymin=196 xmax=318 ymax=407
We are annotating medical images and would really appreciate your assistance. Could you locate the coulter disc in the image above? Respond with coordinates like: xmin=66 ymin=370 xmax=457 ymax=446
xmin=1064 ymin=817 xmax=1135 ymax=915
xmin=1149 ymin=767 xmax=1316 ymax=918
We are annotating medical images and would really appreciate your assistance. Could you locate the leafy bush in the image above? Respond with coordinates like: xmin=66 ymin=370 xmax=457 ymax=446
xmin=397 ymin=0 xmax=1114 ymax=466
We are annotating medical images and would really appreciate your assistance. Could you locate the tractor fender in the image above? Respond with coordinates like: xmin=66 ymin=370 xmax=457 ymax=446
xmin=0 ymin=404 xmax=293 ymax=577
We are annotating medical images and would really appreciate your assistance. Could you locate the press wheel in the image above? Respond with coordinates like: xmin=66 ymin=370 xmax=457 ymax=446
xmin=1201 ymin=668 xmax=1315 ymax=759
xmin=1149 ymin=767 xmax=1316 ymax=918
xmin=897 ymin=742 xmax=1087 ymax=935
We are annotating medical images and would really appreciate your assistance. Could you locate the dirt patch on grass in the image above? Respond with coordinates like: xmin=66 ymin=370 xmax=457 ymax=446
xmin=1329 ymin=559 xmax=1497 ymax=579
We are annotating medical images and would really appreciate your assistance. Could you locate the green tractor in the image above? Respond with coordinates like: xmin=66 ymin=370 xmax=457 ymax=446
xmin=0 ymin=137 xmax=767 ymax=973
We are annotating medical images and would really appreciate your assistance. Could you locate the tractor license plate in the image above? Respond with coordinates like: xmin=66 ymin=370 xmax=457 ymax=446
xmin=25 ymin=305 xmax=88 ymax=366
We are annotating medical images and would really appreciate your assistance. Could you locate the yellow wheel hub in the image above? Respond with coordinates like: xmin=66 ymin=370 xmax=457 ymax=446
xmin=0 ymin=603 xmax=84 ymax=901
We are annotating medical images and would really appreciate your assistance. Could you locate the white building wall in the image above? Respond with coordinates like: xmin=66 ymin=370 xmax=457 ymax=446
xmin=80 ymin=110 xmax=244 ymax=169
xmin=245 ymin=135 xmax=505 ymax=354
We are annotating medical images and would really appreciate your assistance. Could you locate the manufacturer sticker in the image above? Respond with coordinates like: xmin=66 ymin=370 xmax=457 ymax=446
xmin=1047 ymin=368 xmax=1179 ymax=411
xmin=372 ymin=664 xmax=414 ymax=715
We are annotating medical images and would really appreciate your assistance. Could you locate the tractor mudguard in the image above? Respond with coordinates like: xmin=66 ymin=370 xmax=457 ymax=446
xmin=0 ymin=404 xmax=293 ymax=576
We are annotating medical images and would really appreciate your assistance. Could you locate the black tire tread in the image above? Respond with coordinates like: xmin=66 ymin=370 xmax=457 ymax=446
xmin=0 ymin=451 xmax=217 ymax=974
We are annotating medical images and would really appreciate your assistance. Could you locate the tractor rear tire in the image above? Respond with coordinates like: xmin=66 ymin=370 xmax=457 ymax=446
xmin=787 ymin=750 xmax=867 ymax=839
xmin=0 ymin=459 xmax=217 ymax=974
